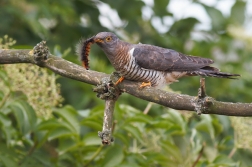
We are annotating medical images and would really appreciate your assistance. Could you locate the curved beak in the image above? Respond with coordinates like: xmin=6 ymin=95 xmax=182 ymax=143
xmin=85 ymin=36 xmax=95 ymax=44
xmin=93 ymin=36 xmax=104 ymax=43
xmin=83 ymin=34 xmax=103 ymax=45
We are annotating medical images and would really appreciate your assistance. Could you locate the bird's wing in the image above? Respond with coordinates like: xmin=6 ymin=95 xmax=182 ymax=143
xmin=132 ymin=44 xmax=214 ymax=71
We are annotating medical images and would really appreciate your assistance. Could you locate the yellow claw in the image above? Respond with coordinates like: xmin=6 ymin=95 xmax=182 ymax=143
xmin=115 ymin=76 xmax=125 ymax=85
xmin=139 ymin=82 xmax=151 ymax=88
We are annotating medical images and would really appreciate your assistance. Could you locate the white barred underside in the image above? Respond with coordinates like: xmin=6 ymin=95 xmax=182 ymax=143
xmin=116 ymin=48 xmax=186 ymax=88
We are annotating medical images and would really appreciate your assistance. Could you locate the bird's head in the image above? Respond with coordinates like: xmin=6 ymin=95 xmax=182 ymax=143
xmin=92 ymin=32 xmax=119 ymax=56
xmin=76 ymin=32 xmax=123 ymax=70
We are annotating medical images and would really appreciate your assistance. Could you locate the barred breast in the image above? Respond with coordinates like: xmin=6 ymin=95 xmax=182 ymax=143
xmin=116 ymin=48 xmax=186 ymax=88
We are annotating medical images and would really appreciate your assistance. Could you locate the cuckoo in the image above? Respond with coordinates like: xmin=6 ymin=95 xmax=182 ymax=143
xmin=77 ymin=32 xmax=240 ymax=88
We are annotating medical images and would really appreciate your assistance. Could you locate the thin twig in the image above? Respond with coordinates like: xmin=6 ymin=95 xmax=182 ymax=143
xmin=228 ymin=147 xmax=237 ymax=158
xmin=19 ymin=141 xmax=38 ymax=165
xmin=83 ymin=145 xmax=103 ymax=167
xmin=199 ymin=77 xmax=206 ymax=98
xmin=143 ymin=102 xmax=153 ymax=115
xmin=191 ymin=142 xmax=205 ymax=167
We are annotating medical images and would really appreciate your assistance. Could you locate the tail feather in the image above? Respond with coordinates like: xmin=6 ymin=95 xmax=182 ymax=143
xmin=187 ymin=66 xmax=240 ymax=79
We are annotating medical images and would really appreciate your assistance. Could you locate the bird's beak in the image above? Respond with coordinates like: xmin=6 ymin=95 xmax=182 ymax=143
xmin=90 ymin=34 xmax=104 ymax=43
xmin=93 ymin=37 xmax=104 ymax=43
xmin=83 ymin=35 xmax=103 ymax=45
xmin=84 ymin=36 xmax=95 ymax=45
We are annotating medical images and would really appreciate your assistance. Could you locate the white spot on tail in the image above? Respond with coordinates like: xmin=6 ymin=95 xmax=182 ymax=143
xmin=129 ymin=48 xmax=135 ymax=56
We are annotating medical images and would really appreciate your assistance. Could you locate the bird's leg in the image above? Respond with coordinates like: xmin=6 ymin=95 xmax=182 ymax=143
xmin=114 ymin=76 xmax=125 ymax=85
xmin=139 ymin=82 xmax=152 ymax=88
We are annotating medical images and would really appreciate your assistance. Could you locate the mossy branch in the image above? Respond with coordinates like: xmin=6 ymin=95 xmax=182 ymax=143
xmin=0 ymin=43 xmax=252 ymax=116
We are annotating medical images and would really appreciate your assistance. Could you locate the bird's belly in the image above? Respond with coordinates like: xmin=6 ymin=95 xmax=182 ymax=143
xmin=164 ymin=71 xmax=187 ymax=83
xmin=119 ymin=66 xmax=166 ymax=87
xmin=120 ymin=66 xmax=186 ymax=87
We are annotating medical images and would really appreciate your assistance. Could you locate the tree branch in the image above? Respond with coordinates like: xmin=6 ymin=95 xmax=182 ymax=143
xmin=98 ymin=100 xmax=115 ymax=145
xmin=1 ymin=48 xmax=252 ymax=116
xmin=191 ymin=142 xmax=205 ymax=167
xmin=94 ymin=74 xmax=121 ymax=145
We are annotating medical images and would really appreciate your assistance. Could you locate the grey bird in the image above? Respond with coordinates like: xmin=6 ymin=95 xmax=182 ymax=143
xmin=77 ymin=32 xmax=240 ymax=88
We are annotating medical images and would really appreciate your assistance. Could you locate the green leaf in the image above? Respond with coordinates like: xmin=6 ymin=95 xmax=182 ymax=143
xmin=8 ymin=100 xmax=37 ymax=134
xmin=203 ymin=5 xmax=226 ymax=30
xmin=169 ymin=17 xmax=199 ymax=40
xmin=153 ymin=0 xmax=171 ymax=17
xmin=83 ymin=132 xmax=101 ymax=146
xmin=125 ymin=113 xmax=152 ymax=123
xmin=20 ymin=151 xmax=53 ymax=167
xmin=119 ymin=104 xmax=142 ymax=116
xmin=114 ymin=103 xmax=124 ymax=121
xmin=165 ymin=124 xmax=184 ymax=136
xmin=48 ymin=127 xmax=74 ymax=141
xmin=102 ymin=145 xmax=124 ymax=167
xmin=0 ymin=113 xmax=13 ymax=145
xmin=36 ymin=119 xmax=64 ymax=130
xmin=53 ymin=105 xmax=80 ymax=134
xmin=195 ymin=115 xmax=215 ymax=139
xmin=212 ymin=155 xmax=237 ymax=166
xmin=230 ymin=1 xmax=246 ymax=24
xmin=58 ymin=138 xmax=77 ymax=154
xmin=0 ymin=154 xmax=18 ymax=167
xmin=20 ymin=100 xmax=37 ymax=130
xmin=143 ymin=152 xmax=178 ymax=166
xmin=150 ymin=118 xmax=173 ymax=129
xmin=113 ymin=133 xmax=129 ymax=146
xmin=212 ymin=117 xmax=223 ymax=136
xmin=0 ymin=70 xmax=10 ymax=87
xmin=160 ymin=140 xmax=182 ymax=163
xmin=123 ymin=124 xmax=144 ymax=144
xmin=166 ymin=109 xmax=185 ymax=132
xmin=0 ymin=112 xmax=11 ymax=127
xmin=81 ymin=120 xmax=102 ymax=131
xmin=0 ymin=90 xmax=4 ymax=101
xmin=233 ymin=148 xmax=252 ymax=166
xmin=9 ymin=102 xmax=30 ymax=134
xmin=89 ymin=105 xmax=105 ymax=116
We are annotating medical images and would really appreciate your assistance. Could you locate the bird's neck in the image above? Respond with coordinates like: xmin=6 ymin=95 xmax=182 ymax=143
xmin=104 ymin=41 xmax=133 ymax=70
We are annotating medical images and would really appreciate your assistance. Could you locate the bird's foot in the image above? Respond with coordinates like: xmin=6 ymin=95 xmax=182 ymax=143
xmin=139 ymin=82 xmax=151 ymax=88
xmin=115 ymin=76 xmax=124 ymax=85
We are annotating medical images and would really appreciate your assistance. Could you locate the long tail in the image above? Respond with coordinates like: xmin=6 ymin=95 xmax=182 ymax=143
xmin=187 ymin=66 xmax=240 ymax=79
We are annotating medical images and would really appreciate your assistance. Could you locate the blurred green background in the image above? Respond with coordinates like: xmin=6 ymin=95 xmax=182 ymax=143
xmin=0 ymin=0 xmax=252 ymax=166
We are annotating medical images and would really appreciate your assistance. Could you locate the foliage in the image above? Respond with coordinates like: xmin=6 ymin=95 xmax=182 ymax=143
xmin=1 ymin=72 xmax=252 ymax=166
xmin=0 ymin=36 xmax=63 ymax=118
xmin=1 ymin=0 xmax=252 ymax=166
xmin=0 ymin=35 xmax=16 ymax=49
xmin=2 ymin=64 xmax=63 ymax=118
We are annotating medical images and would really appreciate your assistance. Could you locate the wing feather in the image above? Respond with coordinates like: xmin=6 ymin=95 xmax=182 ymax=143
xmin=132 ymin=44 xmax=214 ymax=71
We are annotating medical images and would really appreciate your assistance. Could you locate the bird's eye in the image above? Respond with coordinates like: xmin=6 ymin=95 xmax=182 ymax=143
xmin=106 ymin=36 xmax=112 ymax=42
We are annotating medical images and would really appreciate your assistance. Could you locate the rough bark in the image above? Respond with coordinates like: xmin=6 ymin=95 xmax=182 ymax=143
xmin=1 ymin=48 xmax=252 ymax=116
